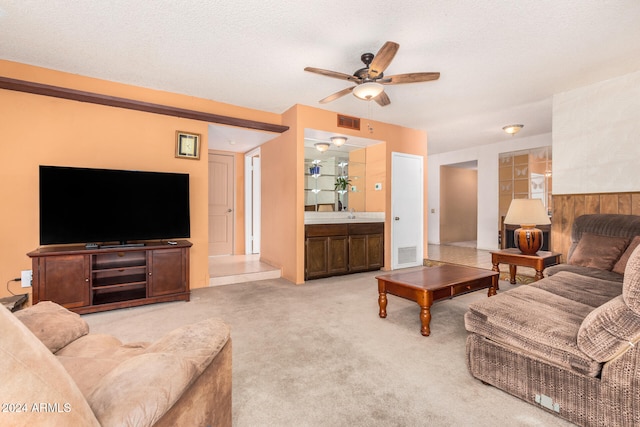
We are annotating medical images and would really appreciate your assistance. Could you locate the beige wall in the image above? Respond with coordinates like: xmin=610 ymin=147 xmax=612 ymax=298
xmin=259 ymin=106 xmax=301 ymax=283
xmin=553 ymin=70 xmax=640 ymax=195
xmin=365 ymin=143 xmax=386 ymax=212
xmin=439 ymin=166 xmax=478 ymax=243
xmin=0 ymin=60 xmax=281 ymax=299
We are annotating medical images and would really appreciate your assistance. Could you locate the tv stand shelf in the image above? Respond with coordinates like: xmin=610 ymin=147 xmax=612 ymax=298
xmin=28 ymin=240 xmax=192 ymax=314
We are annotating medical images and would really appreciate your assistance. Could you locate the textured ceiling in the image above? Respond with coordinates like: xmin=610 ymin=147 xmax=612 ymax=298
xmin=1 ymin=1 xmax=639 ymax=154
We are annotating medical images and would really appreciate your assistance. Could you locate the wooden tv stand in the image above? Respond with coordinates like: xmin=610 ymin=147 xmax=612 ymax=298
xmin=28 ymin=240 xmax=191 ymax=314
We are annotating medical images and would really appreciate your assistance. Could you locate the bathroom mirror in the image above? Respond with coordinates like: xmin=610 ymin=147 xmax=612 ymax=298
xmin=303 ymin=129 xmax=384 ymax=213
xmin=304 ymin=144 xmax=365 ymax=212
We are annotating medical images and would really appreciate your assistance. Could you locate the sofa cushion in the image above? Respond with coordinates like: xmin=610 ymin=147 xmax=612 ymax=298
xmin=623 ymin=245 xmax=640 ymax=315
xmin=613 ymin=235 xmax=640 ymax=275
xmin=567 ymin=214 xmax=640 ymax=260
xmin=88 ymin=352 xmax=197 ymax=427
xmin=545 ymin=263 xmax=625 ymax=282
xmin=56 ymin=334 xmax=148 ymax=397
xmin=531 ymin=271 xmax=623 ymax=308
xmin=15 ymin=301 xmax=89 ymax=353
xmin=577 ymin=295 xmax=640 ymax=362
xmin=465 ymin=285 xmax=602 ymax=377
xmin=568 ymin=233 xmax=630 ymax=271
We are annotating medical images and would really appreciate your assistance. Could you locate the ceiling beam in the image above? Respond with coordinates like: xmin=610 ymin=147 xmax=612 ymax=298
xmin=0 ymin=76 xmax=289 ymax=134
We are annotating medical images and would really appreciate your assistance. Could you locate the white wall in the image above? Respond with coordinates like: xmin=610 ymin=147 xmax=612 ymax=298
xmin=428 ymin=133 xmax=551 ymax=250
xmin=553 ymin=70 xmax=640 ymax=194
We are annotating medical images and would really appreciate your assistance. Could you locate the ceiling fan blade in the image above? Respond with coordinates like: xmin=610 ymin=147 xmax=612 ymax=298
xmin=304 ymin=67 xmax=359 ymax=82
xmin=383 ymin=72 xmax=441 ymax=84
xmin=373 ymin=91 xmax=390 ymax=107
xmin=368 ymin=41 xmax=400 ymax=79
xmin=319 ymin=87 xmax=355 ymax=104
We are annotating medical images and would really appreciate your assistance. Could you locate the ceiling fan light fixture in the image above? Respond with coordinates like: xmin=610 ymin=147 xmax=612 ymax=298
xmin=503 ymin=124 xmax=524 ymax=135
xmin=314 ymin=142 xmax=330 ymax=152
xmin=330 ymin=136 xmax=347 ymax=147
xmin=353 ymin=81 xmax=384 ymax=100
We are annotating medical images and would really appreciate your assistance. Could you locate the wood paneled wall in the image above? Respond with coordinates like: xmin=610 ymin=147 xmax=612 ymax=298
xmin=551 ymin=192 xmax=640 ymax=261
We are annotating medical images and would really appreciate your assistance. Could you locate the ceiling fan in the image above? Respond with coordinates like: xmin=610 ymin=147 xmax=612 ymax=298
xmin=304 ymin=41 xmax=440 ymax=107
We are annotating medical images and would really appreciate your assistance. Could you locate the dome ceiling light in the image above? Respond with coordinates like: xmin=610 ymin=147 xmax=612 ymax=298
xmin=503 ymin=124 xmax=524 ymax=135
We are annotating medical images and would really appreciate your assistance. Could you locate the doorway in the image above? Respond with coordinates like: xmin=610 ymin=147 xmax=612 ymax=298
xmin=208 ymin=153 xmax=234 ymax=256
xmin=439 ymin=161 xmax=478 ymax=247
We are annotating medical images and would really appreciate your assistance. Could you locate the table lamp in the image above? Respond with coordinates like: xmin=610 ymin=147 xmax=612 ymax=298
xmin=503 ymin=199 xmax=551 ymax=255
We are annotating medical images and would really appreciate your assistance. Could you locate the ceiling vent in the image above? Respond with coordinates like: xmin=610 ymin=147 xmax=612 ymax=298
xmin=337 ymin=114 xmax=360 ymax=131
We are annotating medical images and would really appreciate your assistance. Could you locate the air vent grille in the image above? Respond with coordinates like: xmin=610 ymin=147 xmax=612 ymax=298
xmin=397 ymin=246 xmax=417 ymax=265
xmin=337 ymin=114 xmax=360 ymax=130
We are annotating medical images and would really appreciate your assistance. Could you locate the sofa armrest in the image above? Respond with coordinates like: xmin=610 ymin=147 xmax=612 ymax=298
xmin=0 ymin=300 xmax=99 ymax=426
xmin=578 ymin=295 xmax=640 ymax=362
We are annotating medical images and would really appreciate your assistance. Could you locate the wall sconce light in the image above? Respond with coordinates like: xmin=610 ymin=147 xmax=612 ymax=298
xmin=314 ymin=142 xmax=330 ymax=152
xmin=330 ymin=136 xmax=347 ymax=147
xmin=353 ymin=82 xmax=384 ymax=100
xmin=502 ymin=124 xmax=524 ymax=135
xmin=503 ymin=199 xmax=551 ymax=255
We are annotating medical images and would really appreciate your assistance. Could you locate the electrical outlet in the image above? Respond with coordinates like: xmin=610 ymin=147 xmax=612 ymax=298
xmin=21 ymin=270 xmax=32 ymax=288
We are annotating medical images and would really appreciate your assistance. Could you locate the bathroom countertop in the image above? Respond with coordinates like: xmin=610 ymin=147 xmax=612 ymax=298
xmin=304 ymin=212 xmax=384 ymax=225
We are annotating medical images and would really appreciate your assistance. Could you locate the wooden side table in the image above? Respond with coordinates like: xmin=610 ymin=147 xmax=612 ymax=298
xmin=491 ymin=248 xmax=562 ymax=284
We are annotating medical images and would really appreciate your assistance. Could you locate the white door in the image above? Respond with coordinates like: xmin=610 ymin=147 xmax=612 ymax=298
xmin=209 ymin=153 xmax=234 ymax=256
xmin=245 ymin=149 xmax=261 ymax=254
xmin=391 ymin=152 xmax=424 ymax=269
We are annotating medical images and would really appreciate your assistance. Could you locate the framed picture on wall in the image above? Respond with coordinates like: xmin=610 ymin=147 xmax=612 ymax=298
xmin=175 ymin=131 xmax=201 ymax=160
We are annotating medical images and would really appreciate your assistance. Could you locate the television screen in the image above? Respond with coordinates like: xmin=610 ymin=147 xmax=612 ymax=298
xmin=39 ymin=165 xmax=190 ymax=245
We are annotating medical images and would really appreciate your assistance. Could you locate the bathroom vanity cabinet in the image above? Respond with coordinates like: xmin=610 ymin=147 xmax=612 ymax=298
xmin=304 ymin=222 xmax=383 ymax=280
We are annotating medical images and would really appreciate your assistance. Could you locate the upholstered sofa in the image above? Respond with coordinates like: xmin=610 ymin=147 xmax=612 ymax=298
xmin=0 ymin=301 xmax=232 ymax=427
xmin=465 ymin=214 xmax=640 ymax=426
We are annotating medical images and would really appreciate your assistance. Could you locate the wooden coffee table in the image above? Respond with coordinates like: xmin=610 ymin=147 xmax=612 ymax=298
xmin=490 ymin=248 xmax=562 ymax=284
xmin=376 ymin=264 xmax=498 ymax=336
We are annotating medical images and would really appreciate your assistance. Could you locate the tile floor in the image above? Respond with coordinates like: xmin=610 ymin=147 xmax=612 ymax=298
xmin=208 ymin=254 xmax=281 ymax=286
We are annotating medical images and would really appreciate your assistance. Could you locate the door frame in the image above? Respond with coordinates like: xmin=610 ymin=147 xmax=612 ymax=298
xmin=244 ymin=148 xmax=261 ymax=254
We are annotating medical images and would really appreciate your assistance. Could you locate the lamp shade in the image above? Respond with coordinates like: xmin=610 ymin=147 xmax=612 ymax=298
xmin=503 ymin=199 xmax=550 ymax=226
xmin=352 ymin=82 xmax=384 ymax=100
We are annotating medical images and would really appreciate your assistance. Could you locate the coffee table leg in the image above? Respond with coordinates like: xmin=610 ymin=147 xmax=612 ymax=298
xmin=378 ymin=292 xmax=387 ymax=318
xmin=420 ymin=306 xmax=431 ymax=336
xmin=487 ymin=276 xmax=498 ymax=297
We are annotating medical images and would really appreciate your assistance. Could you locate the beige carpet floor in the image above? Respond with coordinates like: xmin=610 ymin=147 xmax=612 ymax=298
xmin=84 ymin=269 xmax=575 ymax=426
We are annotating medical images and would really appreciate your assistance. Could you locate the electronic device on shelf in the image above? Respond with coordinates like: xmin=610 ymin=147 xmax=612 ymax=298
xmin=39 ymin=165 xmax=190 ymax=246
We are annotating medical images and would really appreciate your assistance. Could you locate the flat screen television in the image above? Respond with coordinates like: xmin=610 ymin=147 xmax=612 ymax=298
xmin=39 ymin=165 xmax=190 ymax=246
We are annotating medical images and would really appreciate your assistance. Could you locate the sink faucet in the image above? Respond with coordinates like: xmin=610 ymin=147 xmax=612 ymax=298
xmin=348 ymin=208 xmax=356 ymax=219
